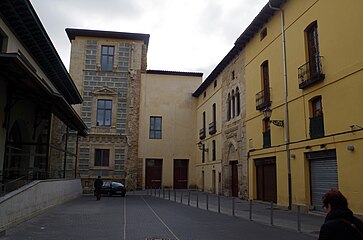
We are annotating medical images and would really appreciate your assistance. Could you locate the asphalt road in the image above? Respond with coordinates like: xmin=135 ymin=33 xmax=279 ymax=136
xmin=2 ymin=195 xmax=317 ymax=240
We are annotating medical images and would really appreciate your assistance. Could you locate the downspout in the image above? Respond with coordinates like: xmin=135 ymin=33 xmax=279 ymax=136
xmin=268 ymin=1 xmax=292 ymax=210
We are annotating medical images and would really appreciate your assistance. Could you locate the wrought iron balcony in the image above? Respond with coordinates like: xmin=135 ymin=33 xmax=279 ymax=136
xmin=263 ymin=130 xmax=271 ymax=148
xmin=310 ymin=114 xmax=324 ymax=139
xmin=298 ymin=56 xmax=325 ymax=89
xmin=256 ymin=88 xmax=271 ymax=110
xmin=199 ymin=128 xmax=206 ymax=140
xmin=209 ymin=122 xmax=216 ymax=135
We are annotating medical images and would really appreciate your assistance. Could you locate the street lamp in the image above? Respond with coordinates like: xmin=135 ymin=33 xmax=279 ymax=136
xmin=197 ymin=141 xmax=209 ymax=152
xmin=263 ymin=107 xmax=284 ymax=127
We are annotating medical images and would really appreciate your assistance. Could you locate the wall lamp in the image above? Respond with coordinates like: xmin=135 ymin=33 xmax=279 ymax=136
xmin=263 ymin=107 xmax=284 ymax=127
xmin=197 ymin=141 xmax=209 ymax=152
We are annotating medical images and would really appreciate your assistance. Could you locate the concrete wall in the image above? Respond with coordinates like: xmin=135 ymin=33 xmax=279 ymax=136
xmin=0 ymin=179 xmax=82 ymax=231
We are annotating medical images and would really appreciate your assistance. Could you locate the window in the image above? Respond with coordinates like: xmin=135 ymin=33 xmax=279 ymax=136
xmin=203 ymin=91 xmax=206 ymax=98
xmin=101 ymin=45 xmax=114 ymax=71
xmin=306 ymin=22 xmax=320 ymax=71
xmin=95 ymin=149 xmax=109 ymax=166
xmin=97 ymin=99 xmax=112 ymax=126
xmin=212 ymin=104 xmax=216 ymax=124
xmin=263 ymin=118 xmax=271 ymax=148
xmin=260 ymin=28 xmax=267 ymax=40
xmin=202 ymin=144 xmax=206 ymax=163
xmin=214 ymin=80 xmax=217 ymax=88
xmin=150 ymin=116 xmax=162 ymax=139
xmin=232 ymin=71 xmax=235 ymax=80
xmin=203 ymin=111 xmax=206 ymax=130
xmin=256 ymin=60 xmax=271 ymax=110
xmin=227 ymin=93 xmax=231 ymax=121
xmin=212 ymin=140 xmax=216 ymax=161
xmin=232 ymin=90 xmax=235 ymax=118
xmin=236 ymin=87 xmax=241 ymax=116
xmin=309 ymin=96 xmax=324 ymax=139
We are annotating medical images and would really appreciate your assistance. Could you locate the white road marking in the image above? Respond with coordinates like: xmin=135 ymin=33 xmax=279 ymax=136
xmin=141 ymin=196 xmax=180 ymax=240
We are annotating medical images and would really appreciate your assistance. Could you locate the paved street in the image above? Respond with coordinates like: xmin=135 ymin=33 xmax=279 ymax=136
xmin=2 ymin=193 xmax=319 ymax=240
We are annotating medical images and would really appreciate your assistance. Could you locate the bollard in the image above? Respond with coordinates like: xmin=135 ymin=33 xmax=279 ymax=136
xmin=218 ymin=195 xmax=222 ymax=213
xmin=232 ymin=198 xmax=235 ymax=216
xmin=197 ymin=192 xmax=199 ymax=208
xmin=206 ymin=193 xmax=209 ymax=210
xmin=174 ymin=190 xmax=176 ymax=202
xmin=159 ymin=188 xmax=161 ymax=198
xmin=181 ymin=191 xmax=183 ymax=204
xmin=297 ymin=205 xmax=301 ymax=232
xmin=154 ymin=187 xmax=157 ymax=196
xmin=168 ymin=188 xmax=171 ymax=200
xmin=188 ymin=191 xmax=190 ymax=206
xmin=270 ymin=201 xmax=274 ymax=226
xmin=163 ymin=188 xmax=165 ymax=199
xmin=249 ymin=200 xmax=252 ymax=221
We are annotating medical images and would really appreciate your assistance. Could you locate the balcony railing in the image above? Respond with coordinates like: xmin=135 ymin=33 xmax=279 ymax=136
xmin=310 ymin=114 xmax=324 ymax=139
xmin=209 ymin=122 xmax=216 ymax=135
xmin=263 ymin=130 xmax=271 ymax=148
xmin=298 ymin=56 xmax=325 ymax=89
xmin=256 ymin=88 xmax=271 ymax=110
xmin=199 ymin=128 xmax=206 ymax=140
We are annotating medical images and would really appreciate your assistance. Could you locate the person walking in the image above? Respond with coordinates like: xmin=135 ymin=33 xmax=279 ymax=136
xmin=319 ymin=189 xmax=363 ymax=240
xmin=94 ymin=176 xmax=103 ymax=201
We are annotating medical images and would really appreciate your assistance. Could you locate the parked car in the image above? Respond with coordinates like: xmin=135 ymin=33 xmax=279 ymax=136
xmin=101 ymin=181 xmax=127 ymax=197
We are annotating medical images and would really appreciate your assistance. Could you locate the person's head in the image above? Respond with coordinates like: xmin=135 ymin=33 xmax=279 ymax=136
xmin=322 ymin=189 xmax=348 ymax=212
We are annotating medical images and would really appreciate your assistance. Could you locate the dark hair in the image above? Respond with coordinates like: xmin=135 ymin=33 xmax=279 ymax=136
xmin=322 ymin=189 xmax=348 ymax=210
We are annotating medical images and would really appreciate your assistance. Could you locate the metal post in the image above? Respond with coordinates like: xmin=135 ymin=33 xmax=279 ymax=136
xmin=249 ymin=200 xmax=252 ymax=220
xmin=174 ymin=190 xmax=176 ymax=202
xmin=218 ymin=195 xmax=221 ymax=213
xmin=163 ymin=188 xmax=165 ymax=199
xmin=168 ymin=188 xmax=170 ymax=200
xmin=181 ymin=191 xmax=183 ymax=204
xmin=297 ymin=205 xmax=301 ymax=232
xmin=206 ymin=193 xmax=209 ymax=210
xmin=232 ymin=198 xmax=235 ymax=216
xmin=270 ymin=202 xmax=274 ymax=226
xmin=188 ymin=191 xmax=190 ymax=206
xmin=197 ymin=192 xmax=199 ymax=208
xmin=158 ymin=188 xmax=161 ymax=198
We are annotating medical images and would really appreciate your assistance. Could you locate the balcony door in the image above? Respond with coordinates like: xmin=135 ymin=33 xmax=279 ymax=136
xmin=306 ymin=22 xmax=320 ymax=76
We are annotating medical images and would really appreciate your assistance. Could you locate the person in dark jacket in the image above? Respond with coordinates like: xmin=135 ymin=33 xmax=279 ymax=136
xmin=94 ymin=176 xmax=103 ymax=201
xmin=319 ymin=189 xmax=363 ymax=240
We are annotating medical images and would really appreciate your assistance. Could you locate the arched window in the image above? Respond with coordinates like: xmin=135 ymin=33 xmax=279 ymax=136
xmin=232 ymin=90 xmax=235 ymax=118
xmin=236 ymin=87 xmax=241 ymax=116
xmin=227 ymin=93 xmax=231 ymax=121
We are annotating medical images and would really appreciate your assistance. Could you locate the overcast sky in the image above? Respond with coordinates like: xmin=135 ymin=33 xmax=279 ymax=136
xmin=30 ymin=0 xmax=267 ymax=79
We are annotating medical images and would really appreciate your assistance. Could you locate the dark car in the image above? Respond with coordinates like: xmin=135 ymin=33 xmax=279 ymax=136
xmin=101 ymin=181 xmax=127 ymax=197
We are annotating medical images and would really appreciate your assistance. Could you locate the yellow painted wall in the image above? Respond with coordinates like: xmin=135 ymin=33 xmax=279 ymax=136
xmin=139 ymin=72 xmax=202 ymax=188
xmin=245 ymin=0 xmax=363 ymax=213
xmin=195 ymin=75 xmax=223 ymax=193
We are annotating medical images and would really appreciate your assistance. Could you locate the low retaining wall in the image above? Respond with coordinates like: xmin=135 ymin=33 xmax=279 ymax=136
xmin=0 ymin=179 xmax=82 ymax=231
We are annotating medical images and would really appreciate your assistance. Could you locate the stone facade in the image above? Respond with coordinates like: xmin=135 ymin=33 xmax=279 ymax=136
xmin=221 ymin=50 xmax=248 ymax=199
xmin=68 ymin=30 xmax=148 ymax=191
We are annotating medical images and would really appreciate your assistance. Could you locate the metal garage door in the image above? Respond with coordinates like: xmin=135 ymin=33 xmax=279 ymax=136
xmin=309 ymin=150 xmax=338 ymax=211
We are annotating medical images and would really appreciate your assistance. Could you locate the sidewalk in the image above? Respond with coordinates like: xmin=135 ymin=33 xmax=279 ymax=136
xmin=144 ymin=189 xmax=324 ymax=237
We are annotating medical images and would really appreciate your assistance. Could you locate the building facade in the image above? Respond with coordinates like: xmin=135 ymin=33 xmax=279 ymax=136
xmin=139 ymin=70 xmax=202 ymax=189
xmin=67 ymin=29 xmax=149 ymax=191
xmin=243 ymin=0 xmax=363 ymax=214
xmin=0 ymin=0 xmax=87 ymax=193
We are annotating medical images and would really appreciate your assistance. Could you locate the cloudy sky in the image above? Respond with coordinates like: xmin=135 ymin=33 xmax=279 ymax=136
xmin=30 ymin=0 xmax=267 ymax=79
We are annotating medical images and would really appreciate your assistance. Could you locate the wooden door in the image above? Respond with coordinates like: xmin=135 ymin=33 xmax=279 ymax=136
xmin=145 ymin=159 xmax=162 ymax=188
xmin=231 ymin=161 xmax=238 ymax=197
xmin=173 ymin=159 xmax=188 ymax=189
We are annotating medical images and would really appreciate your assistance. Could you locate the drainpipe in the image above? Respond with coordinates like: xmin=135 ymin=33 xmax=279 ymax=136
xmin=268 ymin=1 xmax=292 ymax=210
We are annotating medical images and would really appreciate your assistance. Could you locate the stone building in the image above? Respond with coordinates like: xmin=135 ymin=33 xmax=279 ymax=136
xmin=66 ymin=29 xmax=149 ymax=191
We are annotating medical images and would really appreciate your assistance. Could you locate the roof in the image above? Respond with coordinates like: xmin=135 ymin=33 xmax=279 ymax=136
xmin=66 ymin=28 xmax=150 ymax=47
xmin=192 ymin=0 xmax=285 ymax=97
xmin=146 ymin=70 xmax=203 ymax=77
xmin=0 ymin=0 xmax=83 ymax=104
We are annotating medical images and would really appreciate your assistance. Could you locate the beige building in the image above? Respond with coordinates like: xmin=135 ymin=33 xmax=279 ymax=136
xmin=139 ymin=70 xmax=202 ymax=189
xmin=67 ymin=29 xmax=149 ymax=191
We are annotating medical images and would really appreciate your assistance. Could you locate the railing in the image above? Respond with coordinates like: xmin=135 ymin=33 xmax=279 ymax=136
xmin=256 ymin=88 xmax=271 ymax=110
xmin=209 ymin=122 xmax=216 ymax=135
xmin=298 ymin=56 xmax=325 ymax=89
xmin=310 ymin=114 xmax=324 ymax=139
xmin=199 ymin=128 xmax=206 ymax=140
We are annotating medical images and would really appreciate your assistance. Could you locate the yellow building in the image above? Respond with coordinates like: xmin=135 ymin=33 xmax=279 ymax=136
xmin=243 ymin=0 xmax=363 ymax=214
xmin=139 ymin=70 xmax=202 ymax=189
